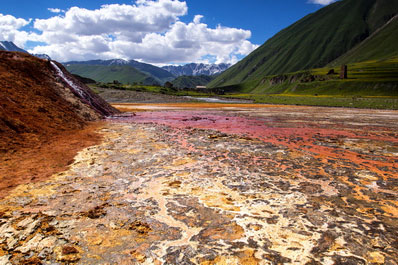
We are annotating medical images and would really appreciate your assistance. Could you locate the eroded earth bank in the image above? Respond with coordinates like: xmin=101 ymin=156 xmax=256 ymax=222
xmin=1 ymin=104 xmax=398 ymax=264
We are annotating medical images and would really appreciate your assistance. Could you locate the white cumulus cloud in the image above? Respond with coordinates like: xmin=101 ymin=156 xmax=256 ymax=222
xmin=308 ymin=0 xmax=337 ymax=5
xmin=2 ymin=0 xmax=258 ymax=64
xmin=0 ymin=14 xmax=38 ymax=48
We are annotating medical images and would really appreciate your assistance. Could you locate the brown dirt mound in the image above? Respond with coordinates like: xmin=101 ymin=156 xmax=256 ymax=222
xmin=0 ymin=51 xmax=118 ymax=197
xmin=0 ymin=51 xmax=117 ymax=153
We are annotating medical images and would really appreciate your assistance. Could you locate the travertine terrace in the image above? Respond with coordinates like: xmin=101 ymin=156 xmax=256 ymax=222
xmin=1 ymin=104 xmax=398 ymax=264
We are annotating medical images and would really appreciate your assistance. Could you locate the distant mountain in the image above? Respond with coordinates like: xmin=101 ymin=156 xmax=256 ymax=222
xmin=0 ymin=41 xmax=52 ymax=60
xmin=0 ymin=41 xmax=28 ymax=53
xmin=209 ymin=0 xmax=398 ymax=88
xmin=64 ymin=59 xmax=175 ymax=84
xmin=65 ymin=64 xmax=159 ymax=85
xmin=162 ymin=63 xmax=230 ymax=77
xmin=171 ymin=75 xmax=214 ymax=89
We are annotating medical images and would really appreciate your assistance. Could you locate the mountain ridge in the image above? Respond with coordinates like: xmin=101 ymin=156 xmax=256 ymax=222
xmin=65 ymin=64 xmax=159 ymax=86
xmin=209 ymin=0 xmax=398 ymax=88
xmin=171 ymin=75 xmax=214 ymax=89
xmin=64 ymin=59 xmax=175 ymax=85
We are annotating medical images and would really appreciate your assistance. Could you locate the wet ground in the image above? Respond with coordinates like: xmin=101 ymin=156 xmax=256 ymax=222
xmin=1 ymin=104 xmax=398 ymax=264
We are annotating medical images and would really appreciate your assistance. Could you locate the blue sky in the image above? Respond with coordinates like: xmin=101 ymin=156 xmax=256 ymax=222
xmin=0 ymin=0 xmax=337 ymax=64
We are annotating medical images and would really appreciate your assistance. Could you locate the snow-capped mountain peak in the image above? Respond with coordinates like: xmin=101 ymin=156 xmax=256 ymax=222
xmin=162 ymin=63 xmax=231 ymax=77
xmin=0 ymin=41 xmax=52 ymax=60
xmin=0 ymin=41 xmax=28 ymax=53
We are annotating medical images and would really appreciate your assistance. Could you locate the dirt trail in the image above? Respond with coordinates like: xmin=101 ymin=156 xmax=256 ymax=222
xmin=1 ymin=105 xmax=398 ymax=264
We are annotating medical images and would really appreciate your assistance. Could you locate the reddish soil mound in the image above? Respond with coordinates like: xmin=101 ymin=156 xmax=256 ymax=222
xmin=0 ymin=51 xmax=118 ymax=197
xmin=0 ymin=51 xmax=117 ymax=153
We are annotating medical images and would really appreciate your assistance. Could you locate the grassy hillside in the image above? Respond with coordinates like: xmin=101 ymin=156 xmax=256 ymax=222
xmin=65 ymin=64 xmax=159 ymax=85
xmin=171 ymin=75 xmax=214 ymax=89
xmin=331 ymin=15 xmax=398 ymax=66
xmin=216 ymin=57 xmax=398 ymax=109
xmin=209 ymin=0 xmax=398 ymax=88
xmin=219 ymin=57 xmax=398 ymax=95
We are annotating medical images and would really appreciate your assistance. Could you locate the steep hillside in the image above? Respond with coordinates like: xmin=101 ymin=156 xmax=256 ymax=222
xmin=171 ymin=75 xmax=214 ymax=89
xmin=162 ymin=63 xmax=230 ymax=77
xmin=331 ymin=15 xmax=398 ymax=65
xmin=210 ymin=0 xmax=398 ymax=87
xmin=65 ymin=64 xmax=159 ymax=85
xmin=0 ymin=51 xmax=118 ymax=153
xmin=64 ymin=59 xmax=175 ymax=84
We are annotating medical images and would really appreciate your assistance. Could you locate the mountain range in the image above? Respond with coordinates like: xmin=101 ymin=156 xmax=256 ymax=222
xmin=209 ymin=0 xmax=398 ymax=88
xmin=0 ymin=41 xmax=228 ymax=86
xmin=162 ymin=63 xmax=230 ymax=77
xmin=64 ymin=59 xmax=174 ymax=85
xmin=64 ymin=59 xmax=230 ymax=85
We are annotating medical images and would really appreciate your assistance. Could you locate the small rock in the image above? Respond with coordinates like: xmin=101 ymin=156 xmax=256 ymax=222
xmin=62 ymin=245 xmax=79 ymax=255
xmin=54 ymin=245 xmax=82 ymax=262
xmin=16 ymin=216 xmax=37 ymax=229
xmin=37 ymin=236 xmax=58 ymax=250
xmin=15 ymin=233 xmax=44 ymax=253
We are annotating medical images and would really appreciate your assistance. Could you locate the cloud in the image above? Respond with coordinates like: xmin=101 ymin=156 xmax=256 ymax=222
xmin=0 ymin=13 xmax=31 ymax=30
xmin=0 ymin=14 xmax=37 ymax=48
xmin=47 ymin=8 xmax=64 ymax=13
xmin=308 ymin=0 xmax=337 ymax=5
xmin=2 ymin=0 xmax=259 ymax=64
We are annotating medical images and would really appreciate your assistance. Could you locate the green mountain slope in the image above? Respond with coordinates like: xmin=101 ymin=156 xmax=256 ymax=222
xmin=66 ymin=64 xmax=159 ymax=85
xmin=171 ymin=75 xmax=214 ymax=89
xmin=331 ymin=15 xmax=398 ymax=65
xmin=64 ymin=59 xmax=175 ymax=84
xmin=209 ymin=0 xmax=398 ymax=88
xmin=128 ymin=60 xmax=175 ymax=84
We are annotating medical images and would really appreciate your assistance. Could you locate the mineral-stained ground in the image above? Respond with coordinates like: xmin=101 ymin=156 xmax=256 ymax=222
xmin=1 ymin=104 xmax=398 ymax=264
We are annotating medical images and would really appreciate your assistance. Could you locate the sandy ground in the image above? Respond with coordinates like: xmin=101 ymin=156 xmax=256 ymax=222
xmin=1 ymin=104 xmax=398 ymax=264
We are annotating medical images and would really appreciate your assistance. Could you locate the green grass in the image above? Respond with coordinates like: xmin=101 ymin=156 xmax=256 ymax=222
xmin=217 ymin=57 xmax=398 ymax=96
xmin=92 ymin=83 xmax=218 ymax=98
xmin=209 ymin=0 xmax=398 ymax=88
xmin=213 ymin=57 xmax=398 ymax=109
xmin=225 ymin=94 xmax=398 ymax=109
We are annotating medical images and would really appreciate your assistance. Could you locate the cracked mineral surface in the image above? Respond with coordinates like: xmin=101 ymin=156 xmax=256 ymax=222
xmin=1 ymin=104 xmax=398 ymax=264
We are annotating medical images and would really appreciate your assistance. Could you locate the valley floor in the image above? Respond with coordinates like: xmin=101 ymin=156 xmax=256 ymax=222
xmin=1 ymin=104 xmax=398 ymax=264
xmin=97 ymin=88 xmax=196 ymax=103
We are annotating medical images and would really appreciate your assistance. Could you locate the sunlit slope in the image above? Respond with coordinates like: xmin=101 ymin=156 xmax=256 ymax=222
xmin=331 ymin=15 xmax=398 ymax=66
xmin=221 ymin=57 xmax=398 ymax=97
xmin=209 ymin=0 xmax=398 ymax=88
